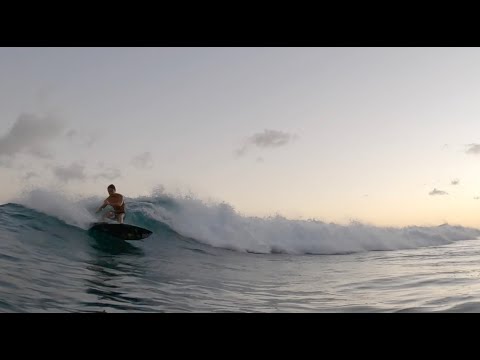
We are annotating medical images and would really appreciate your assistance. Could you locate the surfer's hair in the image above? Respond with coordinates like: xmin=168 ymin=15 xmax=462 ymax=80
xmin=107 ymin=184 xmax=116 ymax=191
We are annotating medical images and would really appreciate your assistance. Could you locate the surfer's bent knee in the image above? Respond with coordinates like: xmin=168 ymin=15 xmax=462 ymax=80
xmin=117 ymin=213 xmax=125 ymax=224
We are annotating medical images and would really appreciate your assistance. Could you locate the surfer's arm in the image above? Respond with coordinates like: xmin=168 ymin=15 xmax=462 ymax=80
xmin=96 ymin=200 xmax=109 ymax=213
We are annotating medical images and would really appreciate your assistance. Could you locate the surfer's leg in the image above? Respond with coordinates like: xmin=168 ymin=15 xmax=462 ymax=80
xmin=103 ymin=211 xmax=115 ymax=221
xmin=116 ymin=213 xmax=125 ymax=224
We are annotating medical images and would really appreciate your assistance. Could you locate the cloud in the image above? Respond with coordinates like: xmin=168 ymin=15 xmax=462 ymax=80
xmin=84 ymin=134 xmax=99 ymax=147
xmin=0 ymin=155 xmax=14 ymax=168
xmin=66 ymin=129 xmax=99 ymax=148
xmin=429 ymin=188 xmax=448 ymax=196
xmin=466 ymin=144 xmax=480 ymax=154
xmin=235 ymin=129 xmax=297 ymax=157
xmin=66 ymin=129 xmax=77 ymax=138
xmin=234 ymin=146 xmax=248 ymax=157
xmin=131 ymin=152 xmax=153 ymax=169
xmin=52 ymin=161 xmax=120 ymax=183
xmin=474 ymin=197 xmax=480 ymax=200
xmin=23 ymin=171 xmax=39 ymax=181
xmin=29 ymin=145 xmax=54 ymax=159
xmin=53 ymin=163 xmax=86 ymax=183
xmin=250 ymin=129 xmax=296 ymax=148
xmin=451 ymin=179 xmax=460 ymax=185
xmin=256 ymin=157 xmax=264 ymax=163
xmin=93 ymin=168 xmax=122 ymax=180
xmin=0 ymin=113 xmax=65 ymax=158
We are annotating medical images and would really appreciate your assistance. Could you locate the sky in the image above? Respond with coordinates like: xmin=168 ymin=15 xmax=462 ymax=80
xmin=2 ymin=47 xmax=480 ymax=227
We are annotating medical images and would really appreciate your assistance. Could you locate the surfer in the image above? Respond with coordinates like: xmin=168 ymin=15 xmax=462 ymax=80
xmin=96 ymin=184 xmax=126 ymax=224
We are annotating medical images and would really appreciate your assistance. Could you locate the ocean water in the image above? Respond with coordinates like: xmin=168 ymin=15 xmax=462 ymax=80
xmin=2 ymin=189 xmax=480 ymax=313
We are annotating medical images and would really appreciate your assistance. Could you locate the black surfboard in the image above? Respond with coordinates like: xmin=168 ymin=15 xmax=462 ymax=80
xmin=88 ymin=222 xmax=152 ymax=240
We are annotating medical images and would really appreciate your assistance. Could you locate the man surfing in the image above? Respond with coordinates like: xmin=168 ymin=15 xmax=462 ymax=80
xmin=96 ymin=184 xmax=126 ymax=224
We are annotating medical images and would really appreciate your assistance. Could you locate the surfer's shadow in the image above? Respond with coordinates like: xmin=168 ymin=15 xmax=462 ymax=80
xmin=86 ymin=229 xmax=144 ymax=254
xmin=89 ymin=238 xmax=144 ymax=256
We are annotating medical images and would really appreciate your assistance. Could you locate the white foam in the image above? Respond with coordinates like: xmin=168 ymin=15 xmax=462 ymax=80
xmin=139 ymin=194 xmax=480 ymax=254
xmin=14 ymin=188 xmax=98 ymax=229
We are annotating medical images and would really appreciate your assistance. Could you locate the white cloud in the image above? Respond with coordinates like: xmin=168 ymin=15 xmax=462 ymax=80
xmin=0 ymin=113 xmax=65 ymax=159
xmin=0 ymin=155 xmax=13 ymax=168
xmin=66 ymin=129 xmax=77 ymax=138
xmin=466 ymin=144 xmax=480 ymax=154
xmin=93 ymin=168 xmax=122 ymax=180
xmin=53 ymin=162 xmax=86 ymax=183
xmin=235 ymin=129 xmax=297 ymax=157
xmin=429 ymin=188 xmax=448 ymax=196
xmin=65 ymin=129 xmax=99 ymax=148
xmin=250 ymin=129 xmax=297 ymax=148
xmin=234 ymin=146 xmax=248 ymax=158
xmin=23 ymin=171 xmax=39 ymax=181
xmin=131 ymin=152 xmax=153 ymax=169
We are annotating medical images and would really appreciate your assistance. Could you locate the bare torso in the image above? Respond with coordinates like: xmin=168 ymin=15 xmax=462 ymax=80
xmin=106 ymin=193 xmax=125 ymax=214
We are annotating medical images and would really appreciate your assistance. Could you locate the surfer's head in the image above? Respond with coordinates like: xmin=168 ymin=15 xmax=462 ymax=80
xmin=107 ymin=184 xmax=116 ymax=195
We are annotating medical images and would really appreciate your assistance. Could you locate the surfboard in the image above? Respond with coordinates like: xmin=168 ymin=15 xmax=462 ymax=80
xmin=88 ymin=222 xmax=152 ymax=240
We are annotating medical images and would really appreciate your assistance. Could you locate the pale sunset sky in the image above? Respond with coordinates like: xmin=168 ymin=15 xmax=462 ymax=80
xmin=2 ymin=47 xmax=480 ymax=227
